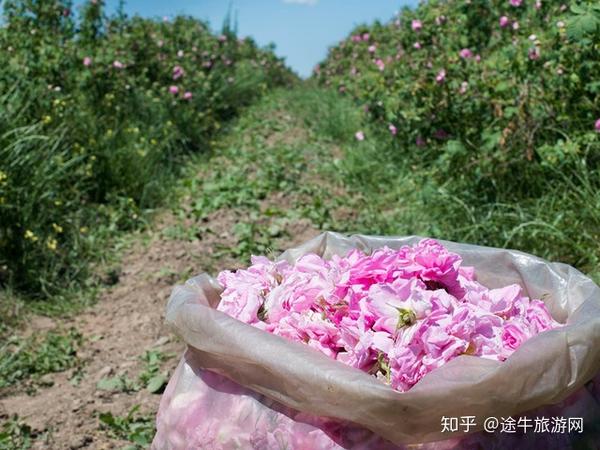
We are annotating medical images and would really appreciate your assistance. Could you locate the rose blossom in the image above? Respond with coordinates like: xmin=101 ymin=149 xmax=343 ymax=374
xmin=217 ymin=240 xmax=561 ymax=392
xmin=435 ymin=69 xmax=446 ymax=84
xmin=459 ymin=48 xmax=473 ymax=59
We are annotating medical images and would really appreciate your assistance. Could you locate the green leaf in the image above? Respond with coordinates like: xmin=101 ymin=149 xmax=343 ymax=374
xmin=494 ymin=81 xmax=511 ymax=93
xmin=570 ymin=4 xmax=586 ymax=15
xmin=146 ymin=374 xmax=167 ymax=393
xmin=99 ymin=412 xmax=116 ymax=427
xmin=97 ymin=376 xmax=123 ymax=391
xmin=567 ymin=14 xmax=599 ymax=41
xmin=581 ymin=14 xmax=599 ymax=33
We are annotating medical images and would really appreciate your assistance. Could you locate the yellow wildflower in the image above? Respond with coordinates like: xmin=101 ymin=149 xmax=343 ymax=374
xmin=24 ymin=230 xmax=38 ymax=241
xmin=42 ymin=115 xmax=52 ymax=124
xmin=80 ymin=226 xmax=88 ymax=234
xmin=52 ymin=223 xmax=63 ymax=233
xmin=47 ymin=238 xmax=57 ymax=251
xmin=0 ymin=170 xmax=7 ymax=183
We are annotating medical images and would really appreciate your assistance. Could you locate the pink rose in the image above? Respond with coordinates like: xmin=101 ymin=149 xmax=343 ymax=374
xmin=459 ymin=48 xmax=473 ymax=59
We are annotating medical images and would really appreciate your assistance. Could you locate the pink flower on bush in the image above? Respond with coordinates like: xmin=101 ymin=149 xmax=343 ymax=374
xmin=362 ymin=33 xmax=370 ymax=41
xmin=172 ymin=65 xmax=185 ymax=80
xmin=459 ymin=48 xmax=473 ymax=59
xmin=375 ymin=59 xmax=385 ymax=71
xmin=83 ymin=57 xmax=92 ymax=67
xmin=169 ymin=85 xmax=179 ymax=95
xmin=413 ymin=41 xmax=421 ymax=49
xmin=535 ymin=1 xmax=542 ymax=9
xmin=435 ymin=69 xmax=446 ymax=84
xmin=355 ymin=131 xmax=365 ymax=141
xmin=510 ymin=0 xmax=522 ymax=6
xmin=416 ymin=136 xmax=426 ymax=147
xmin=183 ymin=91 xmax=193 ymax=100
xmin=512 ymin=21 xmax=520 ymax=30
xmin=475 ymin=54 xmax=481 ymax=62
xmin=499 ymin=16 xmax=510 ymax=28
xmin=435 ymin=15 xmax=446 ymax=26
xmin=112 ymin=60 xmax=124 ymax=69
xmin=459 ymin=81 xmax=469 ymax=94
xmin=411 ymin=20 xmax=423 ymax=31
xmin=434 ymin=129 xmax=449 ymax=140
xmin=389 ymin=124 xmax=397 ymax=136
xmin=528 ymin=47 xmax=540 ymax=60
xmin=368 ymin=45 xmax=376 ymax=53
xmin=595 ymin=119 xmax=600 ymax=133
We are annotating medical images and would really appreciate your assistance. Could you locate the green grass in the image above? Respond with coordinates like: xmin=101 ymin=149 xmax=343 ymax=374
xmin=0 ymin=416 xmax=34 ymax=450
xmin=96 ymin=349 xmax=173 ymax=395
xmin=99 ymin=405 xmax=155 ymax=450
xmin=0 ymin=328 xmax=83 ymax=391
xmin=166 ymin=85 xmax=599 ymax=284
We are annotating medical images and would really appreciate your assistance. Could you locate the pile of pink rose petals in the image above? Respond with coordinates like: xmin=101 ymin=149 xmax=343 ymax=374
xmin=217 ymin=239 xmax=561 ymax=392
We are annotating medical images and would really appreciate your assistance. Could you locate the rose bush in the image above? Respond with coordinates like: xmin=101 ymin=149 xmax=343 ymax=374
xmin=315 ymin=1 xmax=600 ymax=197
xmin=0 ymin=0 xmax=295 ymax=297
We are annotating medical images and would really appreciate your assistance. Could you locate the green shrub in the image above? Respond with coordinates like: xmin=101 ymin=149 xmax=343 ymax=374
xmin=0 ymin=0 xmax=295 ymax=298
xmin=315 ymin=0 xmax=600 ymax=275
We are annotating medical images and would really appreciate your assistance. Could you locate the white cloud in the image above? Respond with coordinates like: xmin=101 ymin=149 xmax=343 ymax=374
xmin=283 ymin=0 xmax=319 ymax=5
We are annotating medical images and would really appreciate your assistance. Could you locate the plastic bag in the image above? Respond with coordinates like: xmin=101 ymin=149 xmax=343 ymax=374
xmin=152 ymin=232 xmax=600 ymax=449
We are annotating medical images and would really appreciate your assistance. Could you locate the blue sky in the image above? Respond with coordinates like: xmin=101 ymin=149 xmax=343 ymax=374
xmin=102 ymin=0 xmax=417 ymax=77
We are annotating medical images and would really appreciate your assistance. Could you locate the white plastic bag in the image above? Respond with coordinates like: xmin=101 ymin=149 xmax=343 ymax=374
xmin=153 ymin=233 xmax=600 ymax=449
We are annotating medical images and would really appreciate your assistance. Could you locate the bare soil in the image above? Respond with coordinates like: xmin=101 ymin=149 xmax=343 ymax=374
xmin=0 ymin=200 xmax=319 ymax=450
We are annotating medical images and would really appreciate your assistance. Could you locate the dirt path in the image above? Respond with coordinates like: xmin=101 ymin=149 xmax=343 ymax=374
xmin=0 ymin=95 xmax=336 ymax=448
